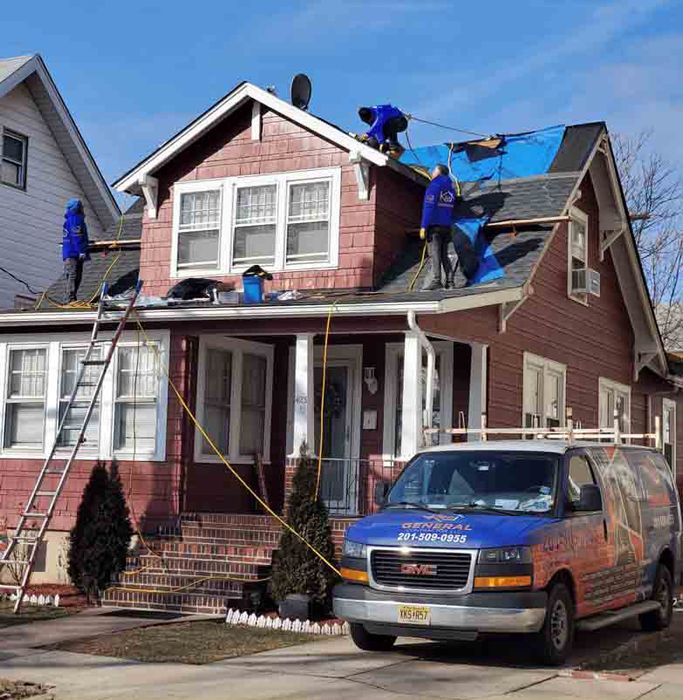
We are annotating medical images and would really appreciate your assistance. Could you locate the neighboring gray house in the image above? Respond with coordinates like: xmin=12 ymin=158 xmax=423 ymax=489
xmin=0 ymin=54 xmax=119 ymax=309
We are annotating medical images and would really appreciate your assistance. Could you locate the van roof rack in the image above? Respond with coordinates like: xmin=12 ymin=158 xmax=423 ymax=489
xmin=424 ymin=411 xmax=662 ymax=449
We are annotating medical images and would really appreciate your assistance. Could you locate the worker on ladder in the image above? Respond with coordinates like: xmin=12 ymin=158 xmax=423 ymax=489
xmin=419 ymin=164 xmax=457 ymax=290
xmin=62 ymin=198 xmax=90 ymax=302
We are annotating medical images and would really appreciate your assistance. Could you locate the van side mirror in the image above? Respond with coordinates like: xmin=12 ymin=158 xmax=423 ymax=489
xmin=574 ymin=484 xmax=602 ymax=512
xmin=374 ymin=480 xmax=390 ymax=506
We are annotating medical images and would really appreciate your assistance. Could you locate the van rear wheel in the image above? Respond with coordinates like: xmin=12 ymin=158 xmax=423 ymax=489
xmin=349 ymin=623 xmax=396 ymax=651
xmin=640 ymin=564 xmax=673 ymax=632
xmin=533 ymin=583 xmax=574 ymax=666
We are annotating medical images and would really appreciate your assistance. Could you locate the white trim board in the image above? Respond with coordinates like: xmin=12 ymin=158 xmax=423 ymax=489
xmin=114 ymin=82 xmax=391 ymax=194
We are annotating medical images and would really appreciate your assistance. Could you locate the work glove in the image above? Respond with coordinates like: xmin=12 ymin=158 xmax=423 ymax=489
xmin=419 ymin=228 xmax=426 ymax=241
xmin=79 ymin=253 xmax=86 ymax=260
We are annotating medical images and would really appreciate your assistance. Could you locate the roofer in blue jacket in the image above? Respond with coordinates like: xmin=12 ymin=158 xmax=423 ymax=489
xmin=62 ymin=198 xmax=90 ymax=302
xmin=419 ymin=164 xmax=457 ymax=290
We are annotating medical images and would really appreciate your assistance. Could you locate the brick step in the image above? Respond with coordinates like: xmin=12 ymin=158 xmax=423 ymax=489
xmin=151 ymin=540 xmax=276 ymax=561
xmin=102 ymin=590 xmax=235 ymax=615
xmin=125 ymin=554 xmax=270 ymax=576
xmin=179 ymin=527 xmax=281 ymax=545
xmin=111 ymin=571 xmax=257 ymax=594
xmin=180 ymin=513 xmax=278 ymax=527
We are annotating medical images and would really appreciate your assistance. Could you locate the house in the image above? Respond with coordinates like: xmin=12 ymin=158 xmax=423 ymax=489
xmin=0 ymin=81 xmax=680 ymax=611
xmin=0 ymin=55 xmax=119 ymax=309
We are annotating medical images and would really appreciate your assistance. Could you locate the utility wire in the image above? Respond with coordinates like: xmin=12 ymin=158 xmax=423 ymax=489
xmin=403 ymin=113 xmax=488 ymax=139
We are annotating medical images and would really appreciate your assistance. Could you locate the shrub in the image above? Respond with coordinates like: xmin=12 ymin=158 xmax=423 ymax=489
xmin=269 ymin=446 xmax=338 ymax=607
xmin=68 ymin=460 xmax=133 ymax=603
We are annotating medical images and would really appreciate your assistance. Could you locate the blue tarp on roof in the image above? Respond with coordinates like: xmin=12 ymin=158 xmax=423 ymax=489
xmin=400 ymin=125 xmax=566 ymax=285
xmin=400 ymin=125 xmax=566 ymax=183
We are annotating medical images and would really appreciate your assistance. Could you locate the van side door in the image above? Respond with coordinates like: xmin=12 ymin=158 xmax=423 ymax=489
xmin=564 ymin=449 xmax=614 ymax=617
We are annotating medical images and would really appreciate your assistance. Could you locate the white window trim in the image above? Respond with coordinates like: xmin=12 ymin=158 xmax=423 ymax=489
xmin=522 ymin=352 xmax=567 ymax=429
xmin=194 ymin=335 xmax=274 ymax=465
xmin=382 ymin=341 xmax=454 ymax=459
xmin=170 ymin=167 xmax=342 ymax=278
xmin=0 ymin=330 xmax=169 ymax=461
xmin=598 ymin=376 xmax=631 ymax=436
xmin=662 ymin=397 xmax=676 ymax=476
xmin=567 ymin=206 xmax=589 ymax=305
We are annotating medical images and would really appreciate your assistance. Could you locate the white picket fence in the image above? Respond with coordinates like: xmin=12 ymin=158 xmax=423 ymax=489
xmin=225 ymin=608 xmax=348 ymax=636
xmin=1 ymin=592 xmax=60 ymax=607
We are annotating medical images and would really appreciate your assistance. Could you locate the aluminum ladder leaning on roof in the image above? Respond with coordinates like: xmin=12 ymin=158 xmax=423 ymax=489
xmin=0 ymin=281 xmax=143 ymax=613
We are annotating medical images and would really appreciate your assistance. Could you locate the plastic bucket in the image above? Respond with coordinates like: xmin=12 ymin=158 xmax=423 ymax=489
xmin=243 ymin=275 xmax=264 ymax=303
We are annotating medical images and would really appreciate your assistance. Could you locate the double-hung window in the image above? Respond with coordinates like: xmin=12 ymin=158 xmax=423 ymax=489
xmin=177 ymin=188 xmax=222 ymax=270
xmin=568 ymin=207 xmax=588 ymax=302
xmin=172 ymin=168 xmax=340 ymax=275
xmin=1 ymin=129 xmax=28 ymax=189
xmin=599 ymin=378 xmax=630 ymax=434
xmin=233 ymin=184 xmax=277 ymax=266
xmin=196 ymin=337 xmax=273 ymax=463
xmin=113 ymin=344 xmax=160 ymax=455
xmin=4 ymin=348 xmax=46 ymax=449
xmin=523 ymin=353 xmax=566 ymax=429
xmin=662 ymin=397 xmax=677 ymax=474
xmin=58 ymin=347 xmax=100 ymax=448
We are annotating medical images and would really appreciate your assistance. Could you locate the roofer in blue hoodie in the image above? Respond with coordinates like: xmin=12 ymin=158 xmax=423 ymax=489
xmin=420 ymin=164 xmax=457 ymax=290
xmin=62 ymin=198 xmax=90 ymax=302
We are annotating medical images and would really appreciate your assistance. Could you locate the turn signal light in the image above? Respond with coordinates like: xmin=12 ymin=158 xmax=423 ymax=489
xmin=474 ymin=575 xmax=532 ymax=589
xmin=341 ymin=567 xmax=369 ymax=583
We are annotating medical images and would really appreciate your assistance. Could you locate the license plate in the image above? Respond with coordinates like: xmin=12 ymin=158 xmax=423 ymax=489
xmin=398 ymin=604 xmax=431 ymax=625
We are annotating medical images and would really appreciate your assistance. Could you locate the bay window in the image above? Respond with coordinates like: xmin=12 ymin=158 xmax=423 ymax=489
xmin=172 ymin=168 xmax=340 ymax=275
xmin=114 ymin=344 xmax=159 ymax=455
xmin=4 ymin=348 xmax=46 ymax=449
xmin=58 ymin=347 xmax=100 ymax=448
xmin=196 ymin=337 xmax=273 ymax=463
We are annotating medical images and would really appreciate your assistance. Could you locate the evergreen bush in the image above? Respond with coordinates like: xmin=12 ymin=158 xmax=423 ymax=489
xmin=269 ymin=446 xmax=338 ymax=608
xmin=68 ymin=460 xmax=133 ymax=603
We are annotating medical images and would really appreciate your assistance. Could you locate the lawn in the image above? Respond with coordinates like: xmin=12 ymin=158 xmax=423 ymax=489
xmin=54 ymin=619 xmax=315 ymax=664
xmin=0 ymin=599 xmax=70 ymax=628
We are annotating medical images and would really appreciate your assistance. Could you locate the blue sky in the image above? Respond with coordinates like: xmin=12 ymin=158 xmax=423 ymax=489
xmin=3 ymin=0 xmax=682 ymax=191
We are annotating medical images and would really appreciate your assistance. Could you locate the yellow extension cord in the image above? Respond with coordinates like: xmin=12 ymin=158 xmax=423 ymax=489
xmin=109 ymin=315 xmax=342 ymax=597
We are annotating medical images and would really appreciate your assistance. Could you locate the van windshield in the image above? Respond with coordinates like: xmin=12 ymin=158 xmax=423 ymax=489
xmin=386 ymin=450 xmax=559 ymax=514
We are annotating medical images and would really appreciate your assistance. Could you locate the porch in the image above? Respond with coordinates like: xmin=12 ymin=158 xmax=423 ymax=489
xmin=180 ymin=327 xmax=488 ymax=518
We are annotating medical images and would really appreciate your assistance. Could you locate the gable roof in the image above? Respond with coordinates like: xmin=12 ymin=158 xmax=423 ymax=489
xmin=113 ymin=82 xmax=406 ymax=194
xmin=0 ymin=54 xmax=120 ymax=228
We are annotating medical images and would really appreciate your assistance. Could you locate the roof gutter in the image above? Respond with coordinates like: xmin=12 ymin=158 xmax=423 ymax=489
xmin=407 ymin=309 xmax=435 ymax=441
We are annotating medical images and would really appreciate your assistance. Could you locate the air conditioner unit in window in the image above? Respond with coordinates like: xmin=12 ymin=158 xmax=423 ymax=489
xmin=571 ymin=268 xmax=601 ymax=297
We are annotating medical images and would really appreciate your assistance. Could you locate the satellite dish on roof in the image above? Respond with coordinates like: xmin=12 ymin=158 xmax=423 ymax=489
xmin=290 ymin=73 xmax=312 ymax=111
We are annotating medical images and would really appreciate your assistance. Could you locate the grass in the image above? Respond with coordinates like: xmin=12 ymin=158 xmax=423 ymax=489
xmin=0 ymin=600 xmax=70 ymax=628
xmin=0 ymin=678 xmax=50 ymax=699
xmin=54 ymin=619 xmax=316 ymax=664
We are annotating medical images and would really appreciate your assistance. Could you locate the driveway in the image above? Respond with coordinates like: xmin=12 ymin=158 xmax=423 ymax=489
xmin=2 ymin=611 xmax=683 ymax=699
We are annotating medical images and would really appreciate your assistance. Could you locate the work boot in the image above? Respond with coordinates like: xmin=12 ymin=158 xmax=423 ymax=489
xmin=445 ymin=277 xmax=455 ymax=290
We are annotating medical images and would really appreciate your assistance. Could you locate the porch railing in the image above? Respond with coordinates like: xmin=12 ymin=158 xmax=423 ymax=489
xmin=314 ymin=457 xmax=403 ymax=517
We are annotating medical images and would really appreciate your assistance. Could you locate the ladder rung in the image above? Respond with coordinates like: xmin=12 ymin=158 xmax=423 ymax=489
xmin=35 ymin=491 xmax=57 ymax=497
xmin=45 ymin=468 xmax=66 ymax=474
xmin=11 ymin=535 xmax=38 ymax=543
xmin=60 ymin=424 xmax=85 ymax=431
xmin=0 ymin=584 xmax=21 ymax=590
xmin=22 ymin=512 xmax=48 ymax=518
xmin=81 ymin=359 xmax=107 ymax=366
xmin=2 ymin=560 xmax=30 ymax=566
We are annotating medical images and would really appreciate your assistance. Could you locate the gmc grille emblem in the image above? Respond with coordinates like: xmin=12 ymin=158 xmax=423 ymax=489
xmin=400 ymin=563 xmax=437 ymax=576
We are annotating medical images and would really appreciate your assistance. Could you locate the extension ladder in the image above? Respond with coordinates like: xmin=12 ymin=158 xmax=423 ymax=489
xmin=0 ymin=281 xmax=142 ymax=612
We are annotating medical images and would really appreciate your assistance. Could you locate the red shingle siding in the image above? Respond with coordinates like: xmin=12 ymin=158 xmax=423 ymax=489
xmin=139 ymin=103 xmax=377 ymax=296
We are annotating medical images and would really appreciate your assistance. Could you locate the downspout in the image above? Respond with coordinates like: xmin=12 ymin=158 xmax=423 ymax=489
xmin=407 ymin=310 xmax=435 ymax=444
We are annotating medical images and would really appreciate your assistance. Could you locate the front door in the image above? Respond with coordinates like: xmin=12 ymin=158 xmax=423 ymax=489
xmin=314 ymin=361 xmax=355 ymax=513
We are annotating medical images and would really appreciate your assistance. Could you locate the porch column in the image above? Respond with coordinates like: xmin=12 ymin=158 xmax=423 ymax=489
xmin=400 ymin=331 xmax=423 ymax=459
xmin=468 ymin=342 xmax=488 ymax=439
xmin=291 ymin=334 xmax=315 ymax=456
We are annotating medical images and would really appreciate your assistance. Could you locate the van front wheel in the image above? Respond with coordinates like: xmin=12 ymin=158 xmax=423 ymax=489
xmin=533 ymin=583 xmax=574 ymax=666
xmin=640 ymin=564 xmax=673 ymax=632
xmin=349 ymin=623 xmax=396 ymax=651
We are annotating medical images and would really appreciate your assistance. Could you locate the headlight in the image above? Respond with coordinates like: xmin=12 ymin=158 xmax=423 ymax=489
xmin=343 ymin=539 xmax=367 ymax=558
xmin=479 ymin=546 xmax=531 ymax=564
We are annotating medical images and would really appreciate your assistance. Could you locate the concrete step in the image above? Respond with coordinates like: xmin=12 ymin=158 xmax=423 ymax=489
xmin=125 ymin=554 xmax=270 ymax=577
xmin=110 ymin=571 xmax=253 ymax=594
xmin=150 ymin=540 xmax=276 ymax=562
xmin=179 ymin=526 xmax=281 ymax=545
xmin=180 ymin=513 xmax=278 ymax=527
xmin=102 ymin=590 xmax=235 ymax=615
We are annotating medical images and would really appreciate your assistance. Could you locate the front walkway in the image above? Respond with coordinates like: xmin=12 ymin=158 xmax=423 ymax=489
xmin=2 ymin=610 xmax=683 ymax=699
